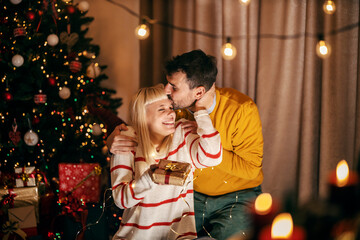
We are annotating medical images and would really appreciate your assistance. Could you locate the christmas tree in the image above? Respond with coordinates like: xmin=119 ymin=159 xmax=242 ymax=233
xmin=0 ymin=0 xmax=122 ymax=183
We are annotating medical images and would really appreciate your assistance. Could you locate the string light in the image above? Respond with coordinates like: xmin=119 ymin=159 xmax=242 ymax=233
xmin=323 ymin=0 xmax=336 ymax=15
xmin=238 ymin=0 xmax=251 ymax=6
xmin=221 ymin=37 xmax=237 ymax=60
xmin=316 ymin=38 xmax=331 ymax=59
xmin=135 ymin=22 xmax=150 ymax=40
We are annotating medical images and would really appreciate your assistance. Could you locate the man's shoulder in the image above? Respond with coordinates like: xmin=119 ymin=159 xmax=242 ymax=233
xmin=216 ymin=87 xmax=254 ymax=105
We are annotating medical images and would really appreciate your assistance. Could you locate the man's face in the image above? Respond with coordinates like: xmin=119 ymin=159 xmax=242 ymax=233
xmin=164 ymin=71 xmax=197 ymax=109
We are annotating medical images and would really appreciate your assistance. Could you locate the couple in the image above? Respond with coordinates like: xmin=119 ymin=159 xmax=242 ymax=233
xmin=108 ymin=50 xmax=264 ymax=240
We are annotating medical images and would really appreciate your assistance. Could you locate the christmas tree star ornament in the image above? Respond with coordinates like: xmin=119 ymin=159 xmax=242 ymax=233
xmin=24 ymin=130 xmax=39 ymax=146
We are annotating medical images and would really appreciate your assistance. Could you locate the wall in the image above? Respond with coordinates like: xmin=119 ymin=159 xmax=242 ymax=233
xmin=75 ymin=0 xmax=140 ymax=123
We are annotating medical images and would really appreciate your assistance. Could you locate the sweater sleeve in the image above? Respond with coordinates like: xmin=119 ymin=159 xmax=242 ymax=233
xmin=110 ymin=128 xmax=155 ymax=209
xmin=186 ymin=110 xmax=222 ymax=169
xmin=216 ymin=101 xmax=263 ymax=180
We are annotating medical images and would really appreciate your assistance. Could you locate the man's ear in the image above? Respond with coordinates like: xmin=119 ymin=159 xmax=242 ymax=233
xmin=194 ymin=86 xmax=206 ymax=100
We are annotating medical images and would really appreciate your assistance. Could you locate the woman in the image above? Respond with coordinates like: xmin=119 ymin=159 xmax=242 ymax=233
xmin=110 ymin=84 xmax=222 ymax=240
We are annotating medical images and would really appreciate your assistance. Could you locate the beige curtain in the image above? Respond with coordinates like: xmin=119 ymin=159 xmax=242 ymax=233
xmin=141 ymin=0 xmax=360 ymax=205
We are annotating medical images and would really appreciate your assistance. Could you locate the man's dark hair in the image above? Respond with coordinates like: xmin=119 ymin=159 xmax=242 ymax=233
xmin=164 ymin=49 xmax=218 ymax=91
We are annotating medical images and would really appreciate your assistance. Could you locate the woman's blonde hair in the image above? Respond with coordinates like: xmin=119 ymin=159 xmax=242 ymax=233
xmin=129 ymin=84 xmax=173 ymax=162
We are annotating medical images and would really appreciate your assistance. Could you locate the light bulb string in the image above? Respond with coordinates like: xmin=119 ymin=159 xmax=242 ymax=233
xmin=106 ymin=0 xmax=359 ymax=41
xmin=75 ymin=187 xmax=113 ymax=240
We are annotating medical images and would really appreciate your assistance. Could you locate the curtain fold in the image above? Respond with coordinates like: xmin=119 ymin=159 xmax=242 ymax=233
xmin=140 ymin=0 xmax=360 ymax=205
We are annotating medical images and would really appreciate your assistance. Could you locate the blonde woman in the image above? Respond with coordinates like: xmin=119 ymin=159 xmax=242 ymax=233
xmin=110 ymin=84 xmax=222 ymax=240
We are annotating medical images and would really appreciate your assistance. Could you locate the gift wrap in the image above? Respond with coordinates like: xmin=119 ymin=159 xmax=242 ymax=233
xmin=15 ymin=166 xmax=36 ymax=187
xmin=152 ymin=159 xmax=191 ymax=186
xmin=58 ymin=163 xmax=101 ymax=203
xmin=0 ymin=187 xmax=39 ymax=223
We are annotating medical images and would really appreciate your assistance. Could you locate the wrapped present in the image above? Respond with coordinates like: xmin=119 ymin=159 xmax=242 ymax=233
xmin=8 ymin=206 xmax=37 ymax=237
xmin=0 ymin=187 xmax=39 ymax=223
xmin=15 ymin=167 xmax=36 ymax=187
xmin=59 ymin=163 xmax=102 ymax=203
xmin=152 ymin=159 xmax=191 ymax=186
xmin=1 ymin=221 xmax=27 ymax=240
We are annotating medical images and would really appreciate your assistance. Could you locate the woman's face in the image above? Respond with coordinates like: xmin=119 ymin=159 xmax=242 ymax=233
xmin=146 ymin=98 xmax=176 ymax=143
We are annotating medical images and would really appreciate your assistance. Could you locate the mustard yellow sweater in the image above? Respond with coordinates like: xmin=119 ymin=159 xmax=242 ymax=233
xmin=176 ymin=87 xmax=264 ymax=196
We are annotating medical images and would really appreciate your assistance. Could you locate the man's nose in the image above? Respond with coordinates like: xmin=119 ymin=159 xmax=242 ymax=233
xmin=164 ymin=83 xmax=172 ymax=94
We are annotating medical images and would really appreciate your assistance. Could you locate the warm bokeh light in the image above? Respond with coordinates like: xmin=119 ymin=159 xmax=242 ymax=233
xmin=336 ymin=160 xmax=349 ymax=187
xmin=239 ymin=0 xmax=251 ymax=6
xmin=271 ymin=213 xmax=293 ymax=239
xmin=221 ymin=42 xmax=237 ymax=61
xmin=323 ymin=0 xmax=336 ymax=14
xmin=255 ymin=193 xmax=273 ymax=215
xmin=316 ymin=40 xmax=331 ymax=59
xmin=135 ymin=24 xmax=150 ymax=40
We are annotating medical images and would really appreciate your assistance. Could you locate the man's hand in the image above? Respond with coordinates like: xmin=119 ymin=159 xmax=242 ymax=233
xmin=106 ymin=123 xmax=138 ymax=154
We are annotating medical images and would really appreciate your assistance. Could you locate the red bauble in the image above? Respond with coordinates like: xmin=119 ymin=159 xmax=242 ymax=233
xmin=13 ymin=27 xmax=26 ymax=37
xmin=32 ymin=116 xmax=40 ymax=125
xmin=48 ymin=77 xmax=56 ymax=86
xmin=67 ymin=5 xmax=76 ymax=14
xmin=26 ymin=11 xmax=36 ymax=21
xmin=69 ymin=60 xmax=82 ymax=73
xmin=3 ymin=91 xmax=13 ymax=101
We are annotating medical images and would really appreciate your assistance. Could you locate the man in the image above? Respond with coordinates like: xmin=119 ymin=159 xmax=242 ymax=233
xmin=107 ymin=49 xmax=263 ymax=240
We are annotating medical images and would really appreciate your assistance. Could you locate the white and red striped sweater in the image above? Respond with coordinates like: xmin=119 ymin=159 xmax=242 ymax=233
xmin=111 ymin=110 xmax=222 ymax=240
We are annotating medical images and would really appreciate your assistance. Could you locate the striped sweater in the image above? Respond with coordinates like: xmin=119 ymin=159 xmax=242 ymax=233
xmin=111 ymin=110 xmax=222 ymax=240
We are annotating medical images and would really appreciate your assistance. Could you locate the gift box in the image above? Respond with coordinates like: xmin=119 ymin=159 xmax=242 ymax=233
xmin=152 ymin=159 xmax=191 ymax=186
xmin=15 ymin=167 xmax=36 ymax=187
xmin=8 ymin=206 xmax=37 ymax=236
xmin=59 ymin=163 xmax=101 ymax=203
xmin=0 ymin=187 xmax=39 ymax=223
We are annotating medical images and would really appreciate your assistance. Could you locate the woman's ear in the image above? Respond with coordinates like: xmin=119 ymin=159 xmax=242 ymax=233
xmin=194 ymin=86 xmax=206 ymax=100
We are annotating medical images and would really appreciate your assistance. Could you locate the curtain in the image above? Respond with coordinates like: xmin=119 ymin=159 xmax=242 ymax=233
xmin=140 ymin=0 xmax=360 ymax=205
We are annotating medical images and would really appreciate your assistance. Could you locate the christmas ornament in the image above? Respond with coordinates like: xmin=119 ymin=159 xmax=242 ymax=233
xmin=3 ymin=89 xmax=13 ymax=101
xmin=86 ymin=63 xmax=101 ymax=78
xmin=24 ymin=130 xmax=39 ymax=146
xmin=101 ymin=145 xmax=108 ymax=155
xmin=47 ymin=34 xmax=59 ymax=46
xmin=34 ymin=90 xmax=47 ymax=104
xmin=10 ymin=0 xmax=22 ymax=4
xmin=9 ymin=119 xmax=21 ymax=146
xmin=32 ymin=116 xmax=40 ymax=125
xmin=69 ymin=59 xmax=82 ymax=73
xmin=59 ymin=87 xmax=71 ymax=99
xmin=26 ymin=10 xmax=36 ymax=21
xmin=78 ymin=1 xmax=90 ymax=12
xmin=12 ymin=54 xmax=24 ymax=67
xmin=13 ymin=27 xmax=26 ymax=37
xmin=66 ymin=5 xmax=76 ymax=14
xmin=60 ymin=32 xmax=79 ymax=52
xmin=48 ymin=77 xmax=56 ymax=86
xmin=91 ymin=123 xmax=102 ymax=136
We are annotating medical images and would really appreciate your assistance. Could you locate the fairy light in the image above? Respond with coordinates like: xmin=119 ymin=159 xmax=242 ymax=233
xmin=221 ymin=37 xmax=237 ymax=61
xmin=239 ymin=0 xmax=251 ymax=6
xmin=323 ymin=0 xmax=336 ymax=14
xmin=135 ymin=21 xmax=150 ymax=40
xmin=316 ymin=39 xmax=331 ymax=59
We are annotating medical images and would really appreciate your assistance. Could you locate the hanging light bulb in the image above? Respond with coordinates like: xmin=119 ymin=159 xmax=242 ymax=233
xmin=221 ymin=37 xmax=237 ymax=61
xmin=323 ymin=0 xmax=336 ymax=14
xmin=238 ymin=0 xmax=251 ymax=6
xmin=316 ymin=38 xmax=331 ymax=59
xmin=135 ymin=20 xmax=150 ymax=40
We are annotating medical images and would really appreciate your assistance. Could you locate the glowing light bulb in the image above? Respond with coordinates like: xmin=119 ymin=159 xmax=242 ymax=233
xmin=336 ymin=160 xmax=349 ymax=187
xmin=238 ymin=0 xmax=251 ymax=6
xmin=254 ymin=193 xmax=272 ymax=215
xmin=271 ymin=213 xmax=293 ymax=239
xmin=323 ymin=0 xmax=336 ymax=14
xmin=221 ymin=41 xmax=237 ymax=61
xmin=135 ymin=24 xmax=150 ymax=40
xmin=316 ymin=40 xmax=331 ymax=59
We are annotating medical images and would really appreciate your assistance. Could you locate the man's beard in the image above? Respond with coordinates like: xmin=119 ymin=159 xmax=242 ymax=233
xmin=167 ymin=95 xmax=196 ymax=110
